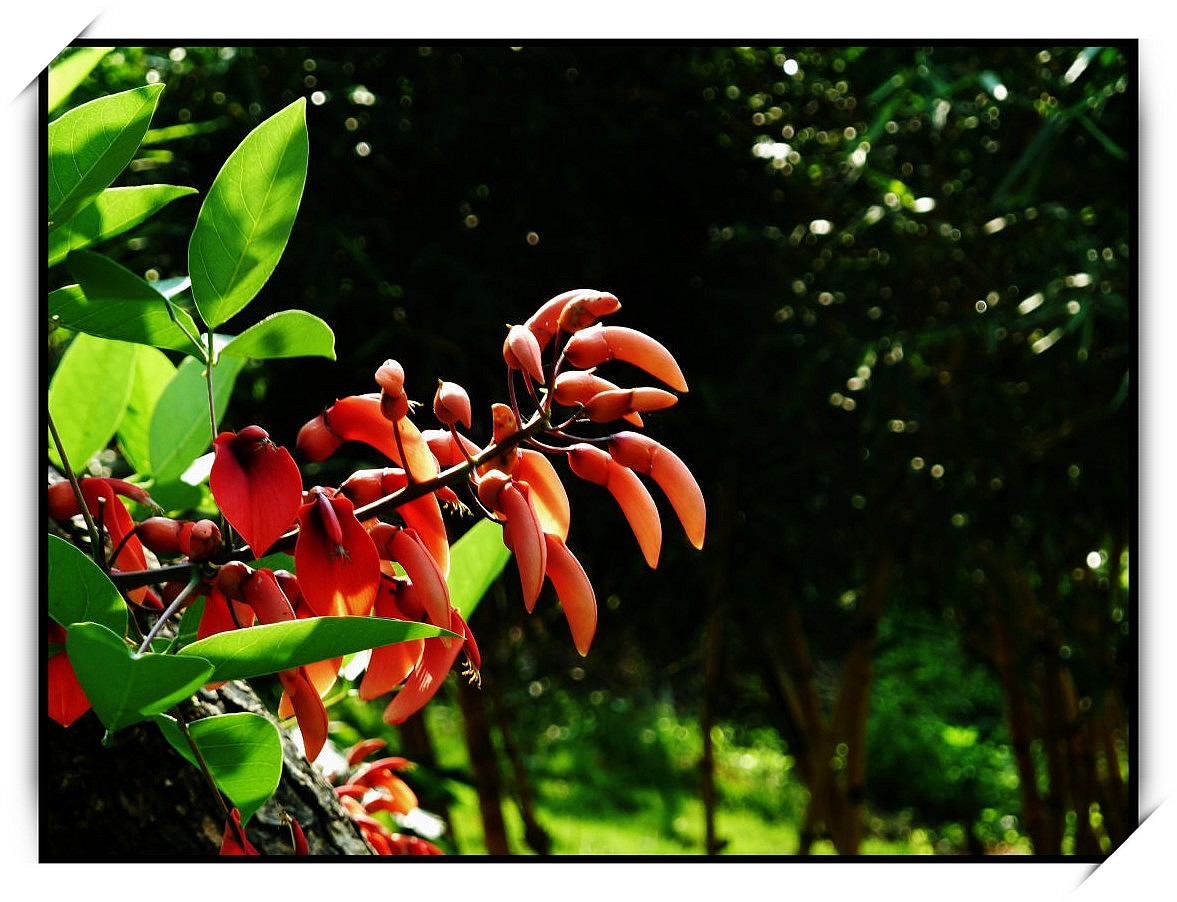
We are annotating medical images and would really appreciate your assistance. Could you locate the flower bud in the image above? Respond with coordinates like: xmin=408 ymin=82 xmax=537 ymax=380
xmin=433 ymin=380 xmax=472 ymax=429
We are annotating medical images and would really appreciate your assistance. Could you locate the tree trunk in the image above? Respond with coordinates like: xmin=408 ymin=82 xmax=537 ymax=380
xmin=456 ymin=675 xmax=511 ymax=854
xmin=42 ymin=681 xmax=374 ymax=859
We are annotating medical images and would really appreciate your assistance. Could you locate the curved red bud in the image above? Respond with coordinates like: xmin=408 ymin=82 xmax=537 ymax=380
xmin=608 ymin=432 xmax=706 ymax=550
xmin=479 ymin=471 xmax=547 ymax=611
xmin=359 ymin=580 xmax=424 ymax=701
xmin=296 ymin=411 xmax=345 ymax=461
xmin=197 ymin=583 xmax=255 ymax=640
xmin=526 ymin=289 xmax=621 ymax=350
xmin=346 ymin=737 xmax=388 ymax=766
xmin=582 ymin=387 xmax=678 ymax=423
xmin=381 ymin=631 xmax=465 ymax=725
xmin=567 ymin=444 xmax=661 ymax=568
xmin=503 ymin=323 xmax=546 ymax=384
xmin=563 ymin=324 xmax=689 ymax=393
xmin=137 ymin=516 xmax=186 ymax=555
xmin=478 ymin=402 xmax=522 ymax=476
xmin=239 ymin=567 xmax=297 ymax=625
xmin=516 ymin=448 xmax=571 ymax=541
xmin=311 ymin=395 xmax=440 ymax=482
xmin=295 ymin=488 xmax=382 ymax=617
xmin=278 ymin=666 xmax=328 ymax=761
xmin=211 ymin=426 xmax=302 ymax=557
xmin=555 ymin=290 xmax=621 ymax=334
xmin=433 ymin=380 xmax=472 ymax=429
xmin=46 ymin=481 xmax=81 ymax=520
xmin=543 ymin=534 xmax=597 ymax=656
xmin=77 ymin=478 xmax=151 ymax=606
xmin=344 ymin=468 xmax=450 ymax=577
xmin=369 ymin=523 xmax=451 ymax=628
xmin=552 ymin=370 xmax=645 ymax=426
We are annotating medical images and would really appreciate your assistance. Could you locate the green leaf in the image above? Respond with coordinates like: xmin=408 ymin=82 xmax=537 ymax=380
xmin=66 ymin=622 xmax=214 ymax=732
xmin=47 ymin=535 xmax=128 ymax=635
xmin=116 ymin=345 xmax=177 ymax=474
xmin=177 ymin=616 xmax=458 ymax=683
xmin=156 ymin=712 xmax=283 ymax=823
xmin=148 ymin=351 xmax=245 ymax=484
xmin=47 ymin=46 xmax=114 ymax=114
xmin=48 ymin=185 xmax=198 ymax=267
xmin=446 ymin=518 xmax=512 ymax=619
xmin=52 ymin=251 xmax=203 ymax=353
xmin=220 ymin=309 xmax=336 ymax=361
xmin=48 ymin=332 xmax=136 ymax=470
xmin=48 ymin=84 xmax=165 ymax=226
xmin=188 ymin=98 xmax=309 ymax=327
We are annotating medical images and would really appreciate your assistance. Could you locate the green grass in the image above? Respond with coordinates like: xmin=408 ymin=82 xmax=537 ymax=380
xmin=414 ymin=694 xmax=931 ymax=856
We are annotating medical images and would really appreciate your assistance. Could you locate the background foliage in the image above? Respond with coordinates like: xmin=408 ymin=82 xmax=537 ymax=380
xmin=48 ymin=43 xmax=1133 ymax=855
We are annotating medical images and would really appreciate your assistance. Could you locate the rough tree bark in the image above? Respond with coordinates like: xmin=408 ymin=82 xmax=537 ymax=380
xmin=41 ymin=681 xmax=374 ymax=859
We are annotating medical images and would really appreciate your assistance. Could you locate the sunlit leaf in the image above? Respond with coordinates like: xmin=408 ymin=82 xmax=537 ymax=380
xmin=220 ymin=309 xmax=336 ymax=360
xmin=51 ymin=251 xmax=203 ymax=354
xmin=66 ymin=622 xmax=214 ymax=733
xmin=446 ymin=518 xmax=512 ymax=619
xmin=47 ymin=535 xmax=128 ymax=635
xmin=177 ymin=616 xmax=457 ymax=683
xmin=156 ymin=712 xmax=282 ymax=823
xmin=48 ymin=332 xmax=136 ymax=470
xmin=188 ymin=98 xmax=309 ymax=327
xmin=148 ymin=352 xmax=246 ymax=484
xmin=116 ymin=345 xmax=177 ymax=475
xmin=47 ymin=46 xmax=114 ymax=114
xmin=48 ymin=185 xmax=198 ymax=267
xmin=48 ymin=84 xmax=164 ymax=225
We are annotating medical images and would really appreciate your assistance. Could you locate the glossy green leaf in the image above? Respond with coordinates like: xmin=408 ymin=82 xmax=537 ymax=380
xmin=115 ymin=345 xmax=177 ymax=474
xmin=148 ymin=352 xmax=245 ymax=483
xmin=446 ymin=518 xmax=512 ymax=619
xmin=220 ymin=309 xmax=336 ymax=360
xmin=177 ymin=616 xmax=458 ymax=683
xmin=47 ymin=535 xmax=128 ymax=635
xmin=48 ymin=332 xmax=136 ymax=470
xmin=48 ymin=84 xmax=165 ymax=226
xmin=48 ymin=185 xmax=198 ymax=267
xmin=47 ymin=46 xmax=114 ymax=114
xmin=52 ymin=251 xmax=203 ymax=354
xmin=188 ymin=98 xmax=309 ymax=327
xmin=66 ymin=622 xmax=214 ymax=732
xmin=156 ymin=712 xmax=282 ymax=823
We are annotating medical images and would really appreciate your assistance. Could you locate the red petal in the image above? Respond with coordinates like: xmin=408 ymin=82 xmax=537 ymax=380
xmin=568 ymin=444 xmax=661 ymax=568
xmin=544 ymin=535 xmax=597 ymax=656
xmin=220 ymin=808 xmax=260 ymax=855
xmin=381 ymin=634 xmax=464 ymax=725
xmin=47 ymin=623 xmax=90 ymax=727
xmin=319 ymin=395 xmax=440 ymax=482
xmin=517 ymin=449 xmax=571 ymax=541
xmin=210 ymin=427 xmax=302 ymax=557
xmin=279 ymin=667 xmax=328 ymax=761
xmin=294 ymin=489 xmax=381 ymax=617
xmin=79 ymin=479 xmax=151 ymax=605
xmin=360 ymin=579 xmax=425 ymax=699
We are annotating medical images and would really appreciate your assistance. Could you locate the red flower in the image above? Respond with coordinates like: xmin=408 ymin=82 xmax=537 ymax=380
xmin=48 ymin=477 xmax=154 ymax=606
xmin=210 ymin=425 xmax=302 ymax=557
xmin=567 ymin=442 xmax=662 ymax=568
xmin=296 ymin=394 xmax=439 ymax=483
xmin=219 ymin=807 xmax=260 ymax=856
xmin=47 ymin=621 xmax=90 ymax=727
xmin=477 ymin=470 xmax=547 ymax=611
xmin=294 ymin=487 xmax=381 ymax=617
